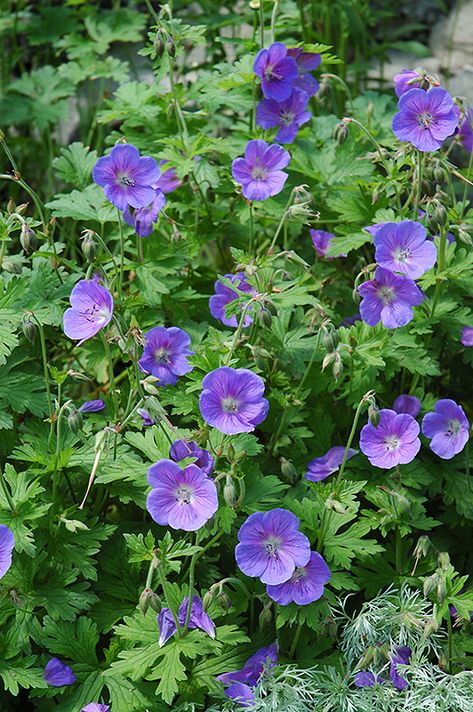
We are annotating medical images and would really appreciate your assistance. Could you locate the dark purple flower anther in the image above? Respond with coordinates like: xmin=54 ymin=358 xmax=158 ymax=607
xmin=235 ymin=508 xmax=310 ymax=585
xmin=209 ymin=272 xmax=254 ymax=328
xmin=158 ymin=595 xmax=215 ymax=646
xmin=422 ymin=399 xmax=470 ymax=459
xmin=392 ymin=87 xmax=458 ymax=152
xmin=392 ymin=394 xmax=421 ymax=418
xmin=0 ymin=525 xmax=14 ymax=579
xmin=79 ymin=399 xmax=105 ymax=413
xmin=123 ymin=189 xmax=166 ymax=237
xmin=93 ymin=144 xmax=161 ymax=211
xmin=360 ymin=409 xmax=421 ymax=469
xmin=170 ymin=439 xmax=214 ymax=476
xmin=138 ymin=326 xmax=193 ymax=386
xmin=232 ymin=140 xmax=290 ymax=201
xmin=310 ymin=229 xmax=346 ymax=259
xmin=63 ymin=276 xmax=113 ymax=345
xmin=287 ymin=47 xmax=321 ymax=97
xmin=358 ymin=267 xmax=423 ymax=329
xmin=44 ymin=658 xmax=76 ymax=687
xmin=461 ymin=327 xmax=473 ymax=346
xmin=147 ymin=459 xmax=218 ymax=531
xmin=266 ymin=551 xmax=330 ymax=605
xmin=256 ymin=88 xmax=311 ymax=144
xmin=199 ymin=367 xmax=269 ymax=435
xmin=253 ymin=43 xmax=298 ymax=101
xmin=374 ymin=221 xmax=437 ymax=279
xmin=305 ymin=446 xmax=357 ymax=482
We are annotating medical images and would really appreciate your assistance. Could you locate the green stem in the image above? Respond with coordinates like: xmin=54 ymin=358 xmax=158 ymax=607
xmin=169 ymin=68 xmax=189 ymax=146
xmin=259 ymin=1 xmax=265 ymax=49
xmin=116 ymin=209 xmax=125 ymax=300
xmin=144 ymin=0 xmax=160 ymax=23
xmin=270 ymin=0 xmax=279 ymax=43
xmin=334 ymin=390 xmax=374 ymax=492
xmin=157 ymin=565 xmax=181 ymax=638
xmin=225 ymin=298 xmax=258 ymax=366
xmin=248 ymin=201 xmax=254 ymax=256
xmin=136 ymin=234 xmax=143 ymax=263
xmin=184 ymin=530 xmax=202 ymax=630
xmin=414 ymin=150 xmax=423 ymax=218
xmin=289 ymin=622 xmax=303 ymax=658
xmin=447 ymin=609 xmax=453 ymax=674
xmin=395 ymin=528 xmax=402 ymax=575
xmin=146 ymin=557 xmax=158 ymax=590
xmin=462 ymin=143 xmax=473 ymax=206
xmin=429 ymin=226 xmax=448 ymax=319
xmin=30 ymin=314 xmax=54 ymax=427
xmin=100 ymin=331 xmax=118 ymax=420
xmin=268 ymin=191 xmax=295 ymax=253
xmin=296 ymin=325 xmax=324 ymax=395
xmin=52 ymin=399 xmax=72 ymax=505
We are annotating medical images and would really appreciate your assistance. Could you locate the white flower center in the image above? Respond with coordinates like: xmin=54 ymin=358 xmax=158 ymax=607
xmin=154 ymin=347 xmax=170 ymax=364
xmin=291 ymin=566 xmax=307 ymax=584
xmin=384 ymin=435 xmax=401 ymax=451
xmin=222 ymin=397 xmax=239 ymax=413
xmin=251 ymin=166 xmax=268 ymax=180
xmin=446 ymin=419 xmax=462 ymax=436
xmin=418 ymin=112 xmax=433 ymax=128
xmin=264 ymin=537 xmax=281 ymax=557
xmin=175 ymin=485 xmax=193 ymax=504
xmin=281 ymin=111 xmax=294 ymax=126
xmin=377 ymin=285 xmax=396 ymax=305
xmin=118 ymin=172 xmax=135 ymax=187
xmin=393 ymin=247 xmax=411 ymax=263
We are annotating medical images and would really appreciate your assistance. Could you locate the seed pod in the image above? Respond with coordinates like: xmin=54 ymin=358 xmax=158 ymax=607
xmin=203 ymin=589 xmax=214 ymax=610
xmin=423 ymin=574 xmax=438 ymax=598
xmin=437 ymin=551 xmax=450 ymax=570
xmin=206 ymin=187 xmax=216 ymax=203
xmin=368 ymin=404 xmax=380 ymax=427
xmin=259 ymin=605 xmax=272 ymax=628
xmin=166 ymin=38 xmax=176 ymax=58
xmin=259 ymin=307 xmax=272 ymax=328
xmin=433 ymin=203 xmax=448 ymax=229
xmin=332 ymin=355 xmax=343 ymax=380
xmin=82 ymin=234 xmax=96 ymax=262
xmin=436 ymin=577 xmax=447 ymax=603
xmin=333 ymin=121 xmax=349 ymax=145
xmin=20 ymin=223 xmax=38 ymax=253
xmin=218 ymin=591 xmax=232 ymax=610
xmin=413 ymin=535 xmax=430 ymax=559
xmin=68 ymin=409 xmax=83 ymax=434
xmin=22 ymin=316 xmax=37 ymax=343
xmin=223 ymin=475 xmax=237 ymax=508
xmin=323 ymin=330 xmax=339 ymax=353
xmin=7 ymin=198 xmax=15 ymax=214
xmin=280 ymin=457 xmax=298 ymax=484
xmin=264 ymin=300 xmax=278 ymax=317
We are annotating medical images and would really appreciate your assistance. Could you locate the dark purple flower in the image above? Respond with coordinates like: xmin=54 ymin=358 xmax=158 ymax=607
xmin=390 ymin=646 xmax=411 ymax=690
xmin=310 ymin=229 xmax=346 ymax=259
xmin=341 ymin=313 xmax=361 ymax=327
xmin=256 ymin=88 xmax=311 ymax=144
xmin=44 ymin=658 xmax=76 ymax=687
xmin=170 ymin=439 xmax=214 ymax=476
xmin=392 ymin=87 xmax=458 ymax=152
xmin=93 ymin=144 xmax=160 ymax=211
xmin=63 ymin=276 xmax=113 ymax=345
xmin=147 ymin=459 xmax=218 ymax=531
xmin=158 ymin=595 xmax=215 ymax=646
xmin=0 ymin=525 xmax=14 ymax=579
xmin=224 ymin=683 xmax=254 ymax=708
xmin=392 ymin=394 xmax=421 ymax=418
xmin=232 ymin=140 xmax=290 ymax=201
xmin=354 ymin=671 xmax=386 ymax=687
xmin=79 ymin=399 xmax=105 ymax=413
xmin=235 ymin=508 xmax=310 ymax=585
xmin=461 ymin=327 xmax=473 ymax=346
xmin=199 ymin=367 xmax=269 ymax=435
xmin=422 ymin=399 xmax=470 ymax=459
xmin=374 ymin=221 xmax=437 ymax=279
xmin=393 ymin=69 xmax=424 ymax=97
xmin=459 ymin=109 xmax=473 ymax=152
xmin=156 ymin=159 xmax=182 ymax=193
xmin=122 ymin=189 xmax=166 ymax=237
xmin=138 ymin=408 xmax=154 ymax=426
xmin=358 ymin=267 xmax=423 ymax=329
xmin=253 ymin=42 xmax=298 ymax=101
xmin=305 ymin=446 xmax=357 ymax=482
xmin=138 ymin=326 xmax=193 ymax=386
xmin=81 ymin=705 xmax=110 ymax=712
xmin=209 ymin=273 xmax=254 ymax=328
xmin=287 ymin=47 xmax=321 ymax=97
xmin=266 ymin=551 xmax=330 ymax=605
xmin=360 ymin=409 xmax=421 ymax=469
xmin=218 ymin=642 xmax=278 ymax=687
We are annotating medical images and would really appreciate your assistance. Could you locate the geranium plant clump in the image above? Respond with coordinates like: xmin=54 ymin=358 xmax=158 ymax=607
xmin=1 ymin=1 xmax=473 ymax=711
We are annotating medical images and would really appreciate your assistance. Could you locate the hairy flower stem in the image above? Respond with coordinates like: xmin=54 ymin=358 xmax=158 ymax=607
xmin=462 ymin=145 xmax=473 ymax=205
xmin=429 ymin=226 xmax=448 ymax=319
xmin=259 ymin=1 xmax=265 ymax=49
xmin=157 ymin=565 xmax=181 ymax=638
xmin=270 ymin=1 xmax=279 ymax=43
xmin=447 ymin=610 xmax=453 ymax=674
xmin=100 ymin=331 xmax=119 ymax=420
xmin=144 ymin=0 xmax=160 ymax=24
xmin=184 ymin=529 xmax=203 ymax=631
xmin=225 ymin=297 xmax=258 ymax=366
xmin=268 ymin=191 xmax=295 ymax=254
xmin=116 ymin=209 xmax=125 ymax=300
xmin=136 ymin=234 xmax=143 ymax=263
xmin=145 ymin=557 xmax=158 ymax=590
xmin=248 ymin=201 xmax=255 ymax=256
xmin=414 ymin=150 xmax=423 ymax=219
xmin=334 ymin=390 xmax=374 ymax=492
xmin=296 ymin=325 xmax=325 ymax=395
xmin=30 ymin=314 xmax=54 ymax=433
xmin=52 ymin=399 xmax=73 ymax=506
xmin=289 ymin=621 xmax=303 ymax=658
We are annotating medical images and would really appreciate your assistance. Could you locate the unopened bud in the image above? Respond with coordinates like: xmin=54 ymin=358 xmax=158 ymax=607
xmin=67 ymin=409 xmax=83 ymax=434
xmin=259 ymin=307 xmax=272 ymax=328
xmin=223 ymin=475 xmax=237 ymax=508
xmin=436 ymin=578 xmax=447 ymax=603
xmin=323 ymin=330 xmax=339 ymax=353
xmin=22 ymin=316 xmax=37 ymax=343
xmin=333 ymin=121 xmax=349 ymax=145
xmin=259 ymin=605 xmax=272 ymax=628
xmin=368 ymin=404 xmax=380 ymax=427
xmin=280 ymin=457 xmax=298 ymax=484
xmin=154 ymin=31 xmax=165 ymax=56
xmin=332 ymin=355 xmax=343 ymax=380
xmin=414 ymin=535 xmax=430 ymax=559
xmin=139 ymin=588 xmax=161 ymax=616
xmin=166 ymin=38 xmax=176 ymax=57
xmin=203 ymin=589 xmax=214 ymax=610
xmin=20 ymin=223 xmax=38 ymax=253
xmin=81 ymin=234 xmax=96 ymax=262
xmin=142 ymin=376 xmax=160 ymax=395
xmin=218 ymin=591 xmax=232 ymax=610
xmin=2 ymin=259 xmax=22 ymax=274
xmin=7 ymin=198 xmax=15 ymax=214
xmin=434 ymin=203 xmax=448 ymax=228
xmin=423 ymin=574 xmax=438 ymax=598
xmin=433 ymin=165 xmax=447 ymax=184
xmin=437 ymin=551 xmax=450 ymax=570
xmin=458 ymin=223 xmax=473 ymax=245
xmin=264 ymin=300 xmax=278 ymax=317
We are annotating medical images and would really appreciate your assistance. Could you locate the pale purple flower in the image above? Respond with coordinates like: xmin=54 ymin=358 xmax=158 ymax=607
xmin=422 ymin=399 xmax=470 ymax=459
xmin=266 ymin=551 xmax=330 ymax=605
xmin=0 ymin=525 xmax=14 ymax=579
xmin=287 ymin=47 xmax=321 ymax=97
xmin=63 ymin=276 xmax=113 ymax=345
xmin=310 ymin=229 xmax=346 ymax=258
xmin=393 ymin=69 xmax=424 ymax=97
xmin=138 ymin=326 xmax=193 ymax=386
xmin=199 ymin=367 xmax=269 ymax=435
xmin=79 ymin=399 xmax=105 ymax=413
xmin=218 ymin=642 xmax=278 ymax=687
xmin=170 ymin=439 xmax=214 ymax=476
xmin=392 ymin=394 xmax=421 ymax=418
xmin=209 ymin=273 xmax=254 ymax=328
xmin=354 ymin=671 xmax=386 ymax=687
xmin=81 ymin=705 xmax=109 ymax=712
xmin=358 ymin=267 xmax=423 ymax=329
xmin=256 ymin=88 xmax=311 ymax=144
xmin=459 ymin=109 xmax=473 ymax=152
xmin=305 ymin=446 xmax=357 ymax=482
xmin=392 ymin=87 xmax=458 ymax=152
xmin=374 ymin=220 xmax=437 ymax=279
xmin=461 ymin=327 xmax=473 ymax=346
xmin=158 ymin=595 xmax=215 ymax=646
xmin=122 ymin=189 xmax=166 ymax=237
xmin=232 ymin=140 xmax=290 ymax=201
xmin=364 ymin=222 xmax=388 ymax=237
xmin=360 ymin=409 xmax=421 ymax=469
xmin=44 ymin=658 xmax=76 ymax=687
xmin=253 ymin=42 xmax=298 ymax=101
xmin=138 ymin=408 xmax=154 ymax=426
xmin=156 ymin=159 xmax=182 ymax=193
xmin=235 ymin=508 xmax=310 ymax=585
xmin=147 ymin=459 xmax=218 ymax=531
xmin=93 ymin=143 xmax=160 ymax=211
xmin=390 ymin=646 xmax=411 ymax=690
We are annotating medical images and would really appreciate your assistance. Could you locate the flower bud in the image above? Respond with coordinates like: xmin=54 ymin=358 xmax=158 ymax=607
xmin=203 ymin=589 xmax=214 ymax=610
xmin=333 ymin=121 xmax=349 ymax=145
xmin=458 ymin=223 xmax=473 ymax=245
xmin=223 ymin=475 xmax=237 ymax=508
xmin=413 ymin=535 xmax=430 ymax=559
xmin=22 ymin=316 xmax=37 ymax=343
xmin=259 ymin=605 xmax=272 ymax=628
xmin=433 ymin=165 xmax=447 ymax=184
xmin=7 ymin=198 xmax=15 ymax=214
xmin=166 ymin=38 xmax=176 ymax=57
xmin=67 ymin=409 xmax=83 ymax=434
xmin=206 ymin=187 xmax=216 ymax=203
xmin=423 ymin=573 xmax=438 ymax=598
xmin=280 ymin=457 xmax=298 ymax=484
xmin=2 ymin=259 xmax=22 ymax=274
xmin=264 ymin=300 xmax=278 ymax=317
xmin=139 ymin=588 xmax=161 ymax=616
xmin=20 ymin=223 xmax=38 ymax=253
xmin=218 ymin=591 xmax=232 ymax=610
xmin=323 ymin=330 xmax=339 ymax=353
xmin=437 ymin=551 xmax=450 ymax=570
xmin=368 ymin=404 xmax=380 ymax=427
xmin=81 ymin=234 xmax=96 ymax=262
xmin=259 ymin=307 xmax=273 ymax=328
xmin=332 ymin=355 xmax=343 ymax=380
xmin=436 ymin=577 xmax=447 ymax=603
xmin=154 ymin=31 xmax=165 ymax=56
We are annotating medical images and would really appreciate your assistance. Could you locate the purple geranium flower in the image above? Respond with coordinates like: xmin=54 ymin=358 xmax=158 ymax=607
xmin=459 ymin=109 xmax=473 ymax=152
xmin=0 ymin=525 xmax=14 ymax=579
xmin=305 ymin=446 xmax=357 ymax=482
xmin=138 ymin=326 xmax=193 ymax=386
xmin=147 ymin=459 xmax=218 ymax=531
xmin=256 ymin=88 xmax=311 ymax=144
xmin=232 ymin=140 xmax=290 ymax=201
xmin=354 ymin=671 xmax=386 ymax=687
xmin=170 ymin=439 xmax=214 ymax=476
xmin=93 ymin=144 xmax=160 ymax=211
xmin=81 ymin=705 xmax=110 ymax=712
xmin=310 ymin=229 xmax=346 ymax=258
xmin=392 ymin=87 xmax=458 ymax=152
xmin=374 ymin=221 xmax=437 ymax=279
xmin=209 ymin=273 xmax=254 ymax=328
xmin=287 ymin=47 xmax=321 ymax=97
xmin=360 ymin=409 xmax=421 ymax=469
xmin=266 ymin=551 xmax=330 ymax=605
xmin=79 ymin=399 xmax=105 ymax=413
xmin=364 ymin=222 xmax=388 ymax=237
xmin=235 ymin=508 xmax=310 ymax=585
xmin=44 ymin=658 xmax=76 ymax=687
xmin=199 ymin=367 xmax=269 ymax=435
xmin=156 ymin=159 xmax=182 ymax=193
xmin=63 ymin=276 xmax=113 ymax=345
xmin=461 ymin=327 xmax=473 ymax=346
xmin=158 ymin=595 xmax=215 ymax=646
xmin=393 ymin=69 xmax=424 ymax=97
xmin=218 ymin=642 xmax=278 ymax=688
xmin=253 ymin=42 xmax=298 ymax=101
xmin=392 ymin=394 xmax=421 ymax=418
xmin=123 ymin=189 xmax=166 ymax=237
xmin=224 ymin=683 xmax=254 ymax=708
xmin=341 ymin=313 xmax=361 ymax=327
xmin=358 ymin=267 xmax=423 ymax=329
xmin=422 ymin=399 xmax=470 ymax=459
xmin=390 ymin=646 xmax=411 ymax=690
xmin=138 ymin=408 xmax=154 ymax=426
